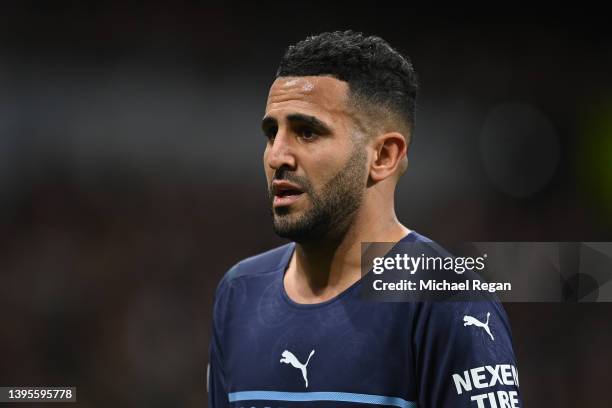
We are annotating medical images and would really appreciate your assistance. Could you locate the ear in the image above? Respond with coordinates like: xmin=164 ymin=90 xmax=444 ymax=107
xmin=369 ymin=132 xmax=408 ymax=182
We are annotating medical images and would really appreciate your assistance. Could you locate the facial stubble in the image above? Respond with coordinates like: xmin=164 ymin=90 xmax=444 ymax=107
xmin=269 ymin=143 xmax=368 ymax=243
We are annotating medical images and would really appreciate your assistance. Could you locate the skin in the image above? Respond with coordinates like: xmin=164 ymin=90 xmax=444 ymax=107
xmin=263 ymin=76 xmax=411 ymax=304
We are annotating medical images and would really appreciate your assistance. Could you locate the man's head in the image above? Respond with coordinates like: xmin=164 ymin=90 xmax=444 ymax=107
xmin=262 ymin=31 xmax=418 ymax=243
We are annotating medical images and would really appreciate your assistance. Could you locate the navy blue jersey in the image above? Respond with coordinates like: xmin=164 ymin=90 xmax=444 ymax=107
xmin=208 ymin=232 xmax=521 ymax=407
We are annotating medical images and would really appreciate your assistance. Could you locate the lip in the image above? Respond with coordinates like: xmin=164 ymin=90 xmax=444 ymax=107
xmin=272 ymin=180 xmax=305 ymax=208
xmin=273 ymin=193 xmax=304 ymax=207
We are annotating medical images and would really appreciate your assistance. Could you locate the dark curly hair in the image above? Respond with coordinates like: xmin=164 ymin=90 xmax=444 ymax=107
xmin=276 ymin=30 xmax=418 ymax=143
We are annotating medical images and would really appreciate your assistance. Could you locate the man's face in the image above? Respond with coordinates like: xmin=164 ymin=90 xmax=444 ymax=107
xmin=262 ymin=76 xmax=368 ymax=242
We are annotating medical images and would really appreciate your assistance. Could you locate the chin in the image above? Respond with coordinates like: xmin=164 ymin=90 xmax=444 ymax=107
xmin=273 ymin=201 xmax=309 ymax=216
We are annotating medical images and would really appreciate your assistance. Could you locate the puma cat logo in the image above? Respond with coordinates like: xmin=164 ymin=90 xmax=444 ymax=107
xmin=280 ymin=349 xmax=315 ymax=388
xmin=463 ymin=312 xmax=494 ymax=341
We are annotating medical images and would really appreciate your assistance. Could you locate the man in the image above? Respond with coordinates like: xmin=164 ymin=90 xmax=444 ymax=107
xmin=208 ymin=31 xmax=521 ymax=407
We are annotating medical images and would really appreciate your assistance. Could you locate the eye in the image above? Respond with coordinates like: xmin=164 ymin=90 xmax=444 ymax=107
xmin=299 ymin=128 xmax=317 ymax=141
xmin=264 ymin=126 xmax=278 ymax=142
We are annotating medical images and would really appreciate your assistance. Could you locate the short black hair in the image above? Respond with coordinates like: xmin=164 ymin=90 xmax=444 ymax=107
xmin=276 ymin=30 xmax=418 ymax=141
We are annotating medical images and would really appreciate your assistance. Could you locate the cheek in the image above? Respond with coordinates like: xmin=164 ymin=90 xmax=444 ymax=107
xmin=262 ymin=144 xmax=269 ymax=163
xmin=262 ymin=147 xmax=272 ymax=177
xmin=306 ymin=153 xmax=344 ymax=188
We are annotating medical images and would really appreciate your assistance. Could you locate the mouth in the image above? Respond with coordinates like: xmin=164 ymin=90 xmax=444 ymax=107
xmin=272 ymin=181 xmax=305 ymax=208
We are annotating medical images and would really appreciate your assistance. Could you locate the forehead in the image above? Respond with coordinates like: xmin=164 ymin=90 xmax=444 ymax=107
xmin=265 ymin=76 xmax=351 ymax=120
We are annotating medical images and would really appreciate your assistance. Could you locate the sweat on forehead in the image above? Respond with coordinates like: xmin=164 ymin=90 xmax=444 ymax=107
xmin=279 ymin=78 xmax=314 ymax=91
xmin=270 ymin=76 xmax=348 ymax=100
xmin=266 ymin=76 xmax=351 ymax=121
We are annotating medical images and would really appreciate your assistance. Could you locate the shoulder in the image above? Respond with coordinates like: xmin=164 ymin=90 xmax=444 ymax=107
xmin=407 ymin=232 xmax=515 ymax=350
xmin=403 ymin=230 xmax=454 ymax=258
xmin=214 ymin=243 xmax=294 ymax=298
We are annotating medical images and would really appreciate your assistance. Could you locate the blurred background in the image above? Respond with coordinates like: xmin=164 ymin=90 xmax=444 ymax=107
xmin=0 ymin=2 xmax=610 ymax=407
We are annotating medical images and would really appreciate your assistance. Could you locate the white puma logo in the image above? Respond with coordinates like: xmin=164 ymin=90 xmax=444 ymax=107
xmin=280 ymin=349 xmax=315 ymax=388
xmin=463 ymin=312 xmax=495 ymax=341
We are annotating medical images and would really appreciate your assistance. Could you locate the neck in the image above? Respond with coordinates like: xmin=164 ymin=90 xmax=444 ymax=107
xmin=285 ymin=200 xmax=410 ymax=304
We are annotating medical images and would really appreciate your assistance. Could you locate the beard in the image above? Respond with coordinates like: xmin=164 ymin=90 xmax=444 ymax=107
xmin=268 ymin=144 xmax=368 ymax=243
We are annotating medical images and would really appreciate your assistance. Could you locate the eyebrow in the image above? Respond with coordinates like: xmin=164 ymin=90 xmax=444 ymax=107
xmin=261 ymin=113 xmax=332 ymax=135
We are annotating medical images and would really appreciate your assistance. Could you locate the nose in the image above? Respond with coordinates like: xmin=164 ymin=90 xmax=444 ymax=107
xmin=265 ymin=130 xmax=297 ymax=171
